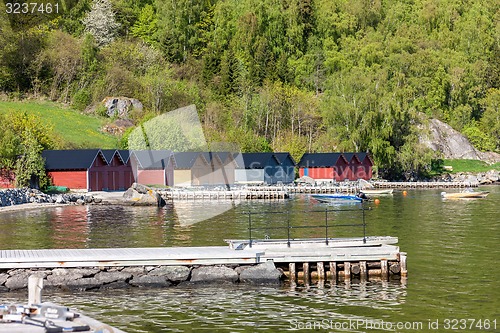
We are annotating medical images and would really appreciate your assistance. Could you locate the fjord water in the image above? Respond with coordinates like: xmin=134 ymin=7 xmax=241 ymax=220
xmin=1 ymin=187 xmax=498 ymax=332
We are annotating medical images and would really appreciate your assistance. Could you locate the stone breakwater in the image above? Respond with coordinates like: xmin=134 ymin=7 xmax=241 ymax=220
xmin=0 ymin=262 xmax=283 ymax=291
xmin=434 ymin=170 xmax=500 ymax=184
xmin=0 ymin=188 xmax=102 ymax=208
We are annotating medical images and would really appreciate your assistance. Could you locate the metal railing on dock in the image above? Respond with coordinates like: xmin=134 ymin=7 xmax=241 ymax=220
xmin=245 ymin=207 xmax=369 ymax=248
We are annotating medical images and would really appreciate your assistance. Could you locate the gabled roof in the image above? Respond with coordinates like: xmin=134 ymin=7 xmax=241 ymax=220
xmin=236 ymin=153 xmax=278 ymax=169
xmin=297 ymin=153 xmax=347 ymax=167
xmin=342 ymin=153 xmax=362 ymax=164
xmin=101 ymin=149 xmax=118 ymax=164
xmin=172 ymin=152 xmax=202 ymax=169
xmin=42 ymin=149 xmax=106 ymax=170
xmin=273 ymin=152 xmax=296 ymax=166
xmin=117 ymin=150 xmax=131 ymax=164
xmin=355 ymin=152 xmax=374 ymax=165
xmin=130 ymin=150 xmax=172 ymax=169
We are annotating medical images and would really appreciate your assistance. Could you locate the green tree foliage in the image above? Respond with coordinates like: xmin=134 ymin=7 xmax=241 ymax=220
xmin=0 ymin=0 xmax=499 ymax=179
xmin=0 ymin=111 xmax=56 ymax=189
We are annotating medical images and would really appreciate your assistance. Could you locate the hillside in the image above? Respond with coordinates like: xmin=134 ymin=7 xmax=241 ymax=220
xmin=0 ymin=101 xmax=118 ymax=149
xmin=0 ymin=0 xmax=499 ymax=179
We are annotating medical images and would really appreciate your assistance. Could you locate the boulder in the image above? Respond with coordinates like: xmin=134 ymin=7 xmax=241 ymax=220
xmin=94 ymin=271 xmax=132 ymax=284
xmin=123 ymin=183 xmax=163 ymax=206
xmin=102 ymin=97 xmax=143 ymax=119
xmin=66 ymin=278 xmax=100 ymax=291
xmin=190 ymin=266 xmax=238 ymax=283
xmin=149 ymin=266 xmax=191 ymax=282
xmin=46 ymin=273 xmax=84 ymax=287
xmin=0 ymin=273 xmax=8 ymax=286
xmin=5 ymin=271 xmax=31 ymax=290
xmin=129 ymin=275 xmax=171 ymax=288
xmin=239 ymin=261 xmax=283 ymax=284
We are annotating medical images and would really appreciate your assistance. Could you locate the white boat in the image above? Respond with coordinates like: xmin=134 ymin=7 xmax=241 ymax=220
xmin=441 ymin=191 xmax=489 ymax=199
xmin=360 ymin=189 xmax=394 ymax=195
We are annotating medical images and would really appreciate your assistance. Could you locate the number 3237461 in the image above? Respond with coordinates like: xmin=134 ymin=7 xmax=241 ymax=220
xmin=5 ymin=2 xmax=59 ymax=14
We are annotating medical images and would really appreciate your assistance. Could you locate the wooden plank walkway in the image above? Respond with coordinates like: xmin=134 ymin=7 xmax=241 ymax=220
xmin=164 ymin=190 xmax=289 ymax=200
xmin=0 ymin=237 xmax=401 ymax=269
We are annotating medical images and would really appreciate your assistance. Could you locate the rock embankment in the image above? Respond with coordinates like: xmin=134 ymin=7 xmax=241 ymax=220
xmin=433 ymin=170 xmax=499 ymax=184
xmin=0 ymin=262 xmax=283 ymax=291
xmin=0 ymin=188 xmax=102 ymax=208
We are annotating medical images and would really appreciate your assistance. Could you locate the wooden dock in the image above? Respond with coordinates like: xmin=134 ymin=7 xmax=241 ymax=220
xmin=163 ymin=189 xmax=289 ymax=200
xmin=0 ymin=237 xmax=406 ymax=284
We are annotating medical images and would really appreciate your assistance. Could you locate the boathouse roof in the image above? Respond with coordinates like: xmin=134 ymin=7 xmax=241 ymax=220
xmin=236 ymin=153 xmax=279 ymax=169
xmin=42 ymin=149 xmax=107 ymax=170
xmin=297 ymin=153 xmax=347 ymax=168
xmin=130 ymin=150 xmax=172 ymax=169
xmin=273 ymin=152 xmax=296 ymax=166
xmin=171 ymin=152 xmax=202 ymax=169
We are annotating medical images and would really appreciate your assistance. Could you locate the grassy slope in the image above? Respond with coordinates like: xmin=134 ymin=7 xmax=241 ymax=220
xmin=0 ymin=100 xmax=118 ymax=148
xmin=443 ymin=159 xmax=500 ymax=173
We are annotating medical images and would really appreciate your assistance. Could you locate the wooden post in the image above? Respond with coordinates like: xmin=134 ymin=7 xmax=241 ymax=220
xmin=344 ymin=262 xmax=351 ymax=281
xmin=329 ymin=262 xmax=337 ymax=283
xmin=400 ymin=252 xmax=408 ymax=277
xmin=289 ymin=263 xmax=296 ymax=283
xmin=303 ymin=262 xmax=310 ymax=285
xmin=360 ymin=261 xmax=367 ymax=281
xmin=381 ymin=260 xmax=388 ymax=281
xmin=317 ymin=262 xmax=325 ymax=280
xmin=28 ymin=275 xmax=43 ymax=306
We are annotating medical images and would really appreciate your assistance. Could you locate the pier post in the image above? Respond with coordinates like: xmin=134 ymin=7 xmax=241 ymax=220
xmin=289 ymin=263 xmax=296 ymax=283
xmin=28 ymin=275 xmax=43 ymax=306
xmin=303 ymin=262 xmax=310 ymax=285
xmin=317 ymin=262 xmax=325 ymax=280
xmin=329 ymin=262 xmax=337 ymax=283
xmin=400 ymin=252 xmax=408 ymax=277
xmin=381 ymin=260 xmax=388 ymax=281
xmin=344 ymin=262 xmax=351 ymax=281
xmin=360 ymin=261 xmax=367 ymax=281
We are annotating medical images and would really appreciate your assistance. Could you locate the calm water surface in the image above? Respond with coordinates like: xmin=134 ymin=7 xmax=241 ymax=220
xmin=1 ymin=187 xmax=499 ymax=332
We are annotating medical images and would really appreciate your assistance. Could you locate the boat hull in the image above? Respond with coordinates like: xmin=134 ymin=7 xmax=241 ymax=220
xmin=441 ymin=191 xmax=489 ymax=199
xmin=360 ymin=189 xmax=394 ymax=195
xmin=312 ymin=194 xmax=363 ymax=203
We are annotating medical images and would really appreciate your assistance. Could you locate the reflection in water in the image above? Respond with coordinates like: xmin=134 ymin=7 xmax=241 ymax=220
xmin=172 ymin=199 xmax=240 ymax=226
xmin=0 ymin=281 xmax=406 ymax=333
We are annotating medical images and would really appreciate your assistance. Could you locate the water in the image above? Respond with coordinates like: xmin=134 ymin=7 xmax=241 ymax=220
xmin=1 ymin=187 xmax=499 ymax=332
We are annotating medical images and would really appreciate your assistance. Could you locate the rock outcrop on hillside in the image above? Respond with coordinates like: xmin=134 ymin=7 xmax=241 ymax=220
xmin=420 ymin=118 xmax=500 ymax=163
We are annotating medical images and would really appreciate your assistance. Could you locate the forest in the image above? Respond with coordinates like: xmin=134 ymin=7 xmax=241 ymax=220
xmin=0 ymin=0 xmax=499 ymax=180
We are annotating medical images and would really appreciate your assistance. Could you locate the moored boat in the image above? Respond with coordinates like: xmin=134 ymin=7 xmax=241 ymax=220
xmin=360 ymin=189 xmax=394 ymax=195
xmin=312 ymin=194 xmax=364 ymax=203
xmin=441 ymin=191 xmax=489 ymax=199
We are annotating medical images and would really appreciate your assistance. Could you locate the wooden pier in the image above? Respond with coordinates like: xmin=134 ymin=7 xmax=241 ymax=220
xmin=163 ymin=189 xmax=289 ymax=200
xmin=0 ymin=237 xmax=406 ymax=285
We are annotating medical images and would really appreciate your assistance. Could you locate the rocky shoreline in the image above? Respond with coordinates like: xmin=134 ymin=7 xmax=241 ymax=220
xmin=0 ymin=262 xmax=283 ymax=292
xmin=432 ymin=170 xmax=499 ymax=184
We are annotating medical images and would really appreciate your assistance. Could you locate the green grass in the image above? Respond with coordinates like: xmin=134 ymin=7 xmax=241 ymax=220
xmin=443 ymin=159 xmax=500 ymax=173
xmin=0 ymin=100 xmax=119 ymax=148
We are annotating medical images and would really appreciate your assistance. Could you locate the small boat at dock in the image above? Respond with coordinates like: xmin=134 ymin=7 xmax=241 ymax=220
xmin=441 ymin=190 xmax=489 ymax=199
xmin=312 ymin=194 xmax=364 ymax=203
xmin=360 ymin=189 xmax=394 ymax=195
